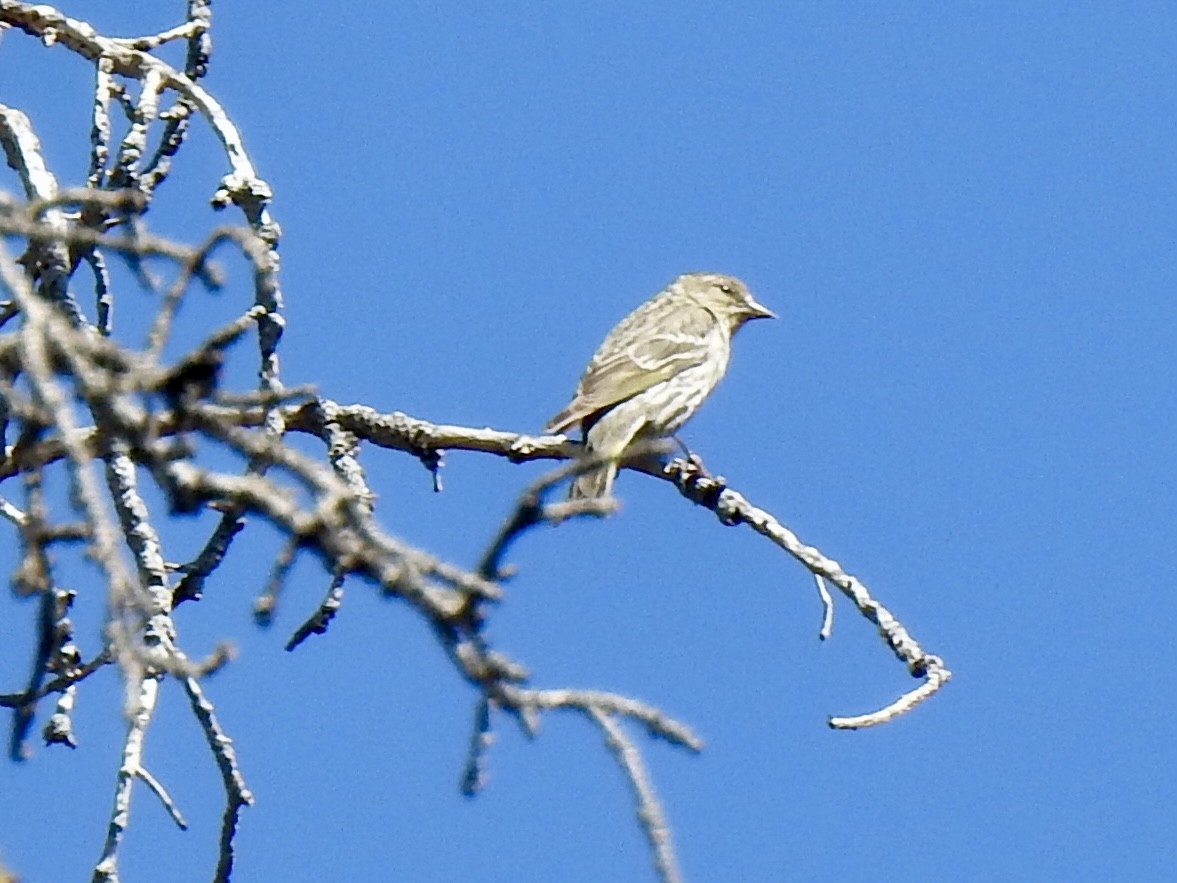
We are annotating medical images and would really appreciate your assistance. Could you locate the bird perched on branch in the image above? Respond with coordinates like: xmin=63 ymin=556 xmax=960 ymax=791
xmin=546 ymin=271 xmax=775 ymax=499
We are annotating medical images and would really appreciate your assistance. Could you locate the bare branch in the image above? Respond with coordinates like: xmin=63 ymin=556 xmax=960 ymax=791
xmin=590 ymin=708 xmax=683 ymax=883
xmin=92 ymin=674 xmax=162 ymax=883
xmin=135 ymin=765 xmax=188 ymax=831
xmin=661 ymin=458 xmax=953 ymax=727
xmin=284 ymin=568 xmax=345 ymax=651
xmin=0 ymin=4 xmax=949 ymax=881
xmin=179 ymin=666 xmax=253 ymax=883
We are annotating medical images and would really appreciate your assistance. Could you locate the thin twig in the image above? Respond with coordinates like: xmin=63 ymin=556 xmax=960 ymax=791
xmin=590 ymin=709 xmax=683 ymax=883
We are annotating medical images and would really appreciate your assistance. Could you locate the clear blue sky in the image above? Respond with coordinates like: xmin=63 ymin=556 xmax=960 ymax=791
xmin=3 ymin=2 xmax=1176 ymax=881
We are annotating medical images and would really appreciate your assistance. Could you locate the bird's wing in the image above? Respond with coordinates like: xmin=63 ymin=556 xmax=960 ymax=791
xmin=545 ymin=301 xmax=717 ymax=432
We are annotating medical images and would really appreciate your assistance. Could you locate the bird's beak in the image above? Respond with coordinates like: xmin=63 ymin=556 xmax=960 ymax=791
xmin=746 ymin=297 xmax=776 ymax=320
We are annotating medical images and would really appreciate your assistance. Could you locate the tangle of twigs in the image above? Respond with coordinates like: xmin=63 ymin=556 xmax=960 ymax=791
xmin=0 ymin=4 xmax=950 ymax=882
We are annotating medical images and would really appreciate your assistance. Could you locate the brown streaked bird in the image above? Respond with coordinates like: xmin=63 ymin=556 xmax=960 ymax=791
xmin=546 ymin=271 xmax=774 ymax=499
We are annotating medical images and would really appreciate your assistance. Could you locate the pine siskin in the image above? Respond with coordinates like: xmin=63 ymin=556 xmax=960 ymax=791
xmin=546 ymin=271 xmax=774 ymax=499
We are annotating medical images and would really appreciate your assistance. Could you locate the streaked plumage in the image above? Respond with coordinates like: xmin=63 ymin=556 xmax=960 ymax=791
xmin=546 ymin=272 xmax=774 ymax=499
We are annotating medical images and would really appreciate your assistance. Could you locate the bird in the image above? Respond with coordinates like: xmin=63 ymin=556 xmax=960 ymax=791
xmin=545 ymin=271 xmax=774 ymax=499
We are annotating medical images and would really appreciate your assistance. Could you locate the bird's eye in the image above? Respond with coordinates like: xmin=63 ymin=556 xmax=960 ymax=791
xmin=719 ymin=284 xmax=734 ymax=295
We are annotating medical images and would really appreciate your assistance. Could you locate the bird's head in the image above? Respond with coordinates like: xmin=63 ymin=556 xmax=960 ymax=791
xmin=678 ymin=272 xmax=776 ymax=331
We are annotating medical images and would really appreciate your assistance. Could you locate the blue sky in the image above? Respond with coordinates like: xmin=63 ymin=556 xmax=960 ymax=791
xmin=3 ymin=2 xmax=1176 ymax=881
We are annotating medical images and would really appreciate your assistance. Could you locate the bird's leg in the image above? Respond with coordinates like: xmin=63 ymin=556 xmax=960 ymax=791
xmin=670 ymin=434 xmax=711 ymax=478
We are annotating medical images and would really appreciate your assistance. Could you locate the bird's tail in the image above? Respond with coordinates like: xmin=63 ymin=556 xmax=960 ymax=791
xmin=566 ymin=408 xmax=647 ymax=500
xmin=568 ymin=459 xmax=617 ymax=500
